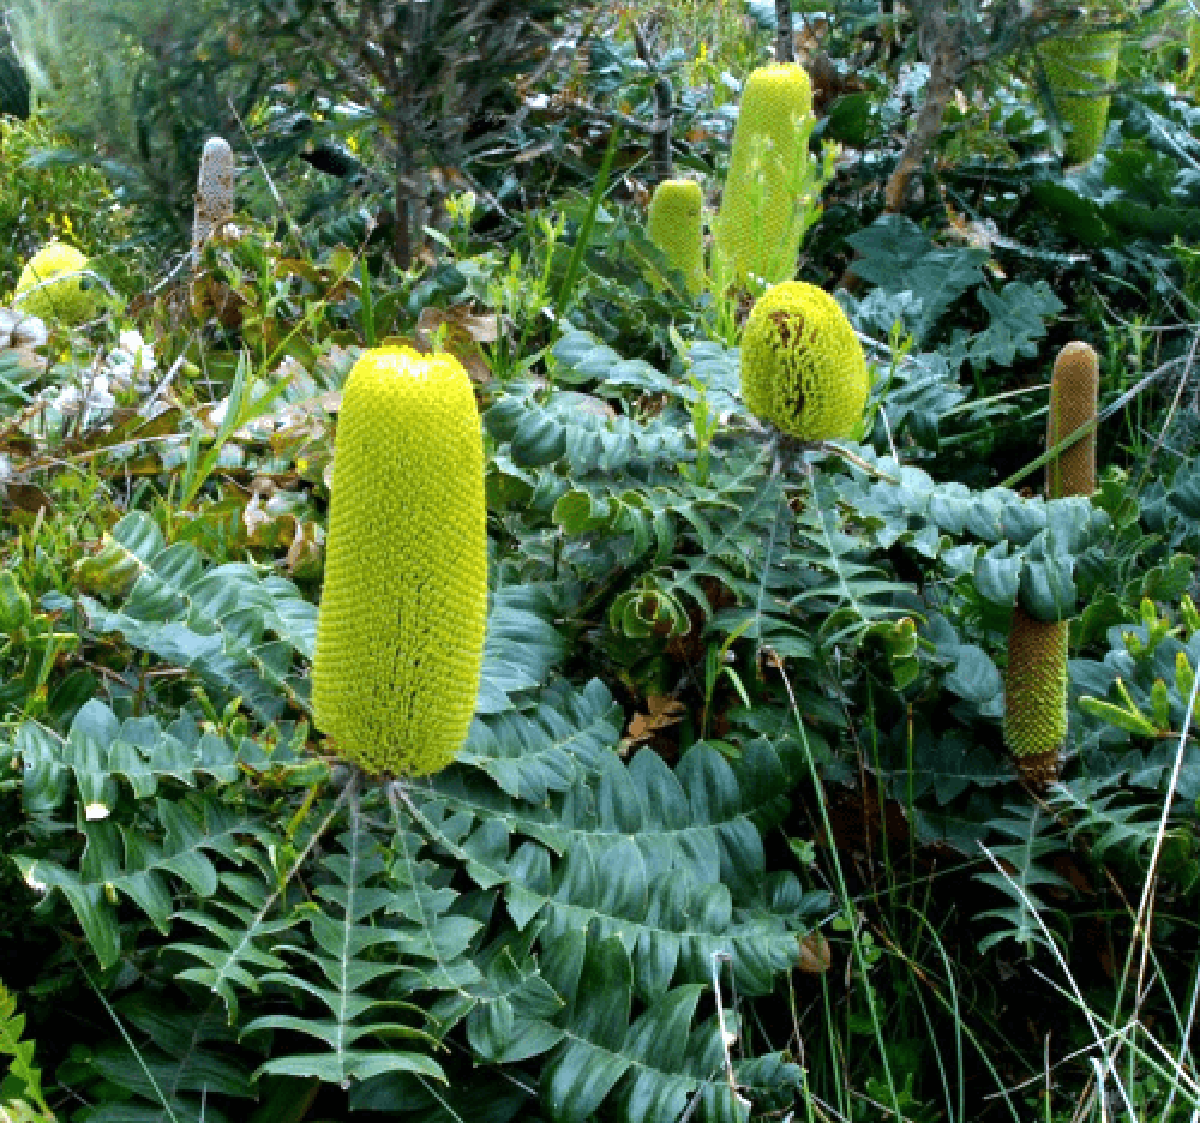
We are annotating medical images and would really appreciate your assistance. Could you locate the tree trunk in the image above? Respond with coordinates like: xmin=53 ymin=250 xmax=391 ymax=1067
xmin=883 ymin=6 xmax=967 ymax=212
xmin=775 ymin=0 xmax=794 ymax=63
xmin=632 ymin=22 xmax=674 ymax=184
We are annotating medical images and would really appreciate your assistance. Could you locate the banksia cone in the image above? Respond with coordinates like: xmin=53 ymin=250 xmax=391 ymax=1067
xmin=1004 ymin=608 xmax=1069 ymax=786
xmin=1004 ymin=341 xmax=1099 ymax=785
xmin=14 ymin=243 xmax=103 ymax=326
xmin=713 ymin=62 xmax=816 ymax=288
xmin=740 ymin=281 xmax=869 ymax=441
xmin=1037 ymin=30 xmax=1121 ymax=165
xmin=646 ymin=179 xmax=704 ymax=296
xmin=191 ymin=137 xmax=236 ymax=267
xmin=1046 ymin=340 xmax=1099 ymax=499
xmin=312 ymin=346 xmax=488 ymax=777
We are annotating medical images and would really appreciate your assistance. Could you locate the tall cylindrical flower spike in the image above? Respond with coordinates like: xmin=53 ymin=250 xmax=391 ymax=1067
xmin=739 ymin=281 xmax=869 ymax=441
xmin=1004 ymin=341 xmax=1100 ymax=785
xmin=1045 ymin=340 xmax=1099 ymax=500
xmin=1037 ymin=30 xmax=1121 ymax=166
xmin=312 ymin=346 xmax=488 ymax=777
xmin=646 ymin=179 xmax=704 ymax=297
xmin=712 ymin=62 xmax=816 ymax=288
xmin=191 ymin=137 xmax=236 ymax=267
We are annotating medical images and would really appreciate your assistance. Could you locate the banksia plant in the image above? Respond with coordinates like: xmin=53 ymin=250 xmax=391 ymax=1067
xmin=311 ymin=346 xmax=488 ymax=777
xmin=739 ymin=281 xmax=870 ymax=441
xmin=712 ymin=62 xmax=820 ymax=289
xmin=13 ymin=243 xmax=104 ymax=326
xmin=190 ymin=137 xmax=236 ymax=267
xmin=1037 ymin=30 xmax=1121 ymax=165
xmin=646 ymin=179 xmax=704 ymax=297
xmin=1004 ymin=341 xmax=1100 ymax=785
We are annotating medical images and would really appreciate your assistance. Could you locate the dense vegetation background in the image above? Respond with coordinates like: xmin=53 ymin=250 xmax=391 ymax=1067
xmin=1 ymin=1 xmax=1200 ymax=1120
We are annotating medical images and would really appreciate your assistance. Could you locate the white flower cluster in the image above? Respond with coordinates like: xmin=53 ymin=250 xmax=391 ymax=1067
xmin=0 ymin=306 xmax=48 ymax=350
xmin=108 ymin=329 xmax=157 ymax=392
xmin=47 ymin=329 xmax=158 ymax=422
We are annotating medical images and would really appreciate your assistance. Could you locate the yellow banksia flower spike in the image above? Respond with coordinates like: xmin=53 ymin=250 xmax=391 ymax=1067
xmin=1037 ymin=30 xmax=1121 ymax=166
xmin=312 ymin=346 xmax=488 ymax=777
xmin=646 ymin=179 xmax=704 ymax=297
xmin=739 ymin=280 xmax=869 ymax=441
xmin=713 ymin=62 xmax=815 ymax=287
xmin=14 ymin=242 xmax=104 ymax=326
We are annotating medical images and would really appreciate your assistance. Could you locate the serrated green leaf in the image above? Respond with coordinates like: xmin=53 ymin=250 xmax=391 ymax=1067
xmin=844 ymin=214 xmax=987 ymax=343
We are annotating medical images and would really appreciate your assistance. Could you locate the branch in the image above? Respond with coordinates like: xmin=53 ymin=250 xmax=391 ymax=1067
xmin=883 ymin=6 xmax=970 ymax=212
xmin=631 ymin=20 xmax=674 ymax=182
xmin=775 ymin=0 xmax=795 ymax=63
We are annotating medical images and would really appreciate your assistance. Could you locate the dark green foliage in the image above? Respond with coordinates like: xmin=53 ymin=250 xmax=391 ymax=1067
xmin=0 ymin=32 xmax=30 ymax=119
xmin=845 ymin=215 xmax=989 ymax=346
xmin=975 ymin=804 xmax=1070 ymax=953
xmin=67 ymin=512 xmax=317 ymax=723
xmin=65 ymin=997 xmax=261 ymax=1123
xmin=3 ymin=661 xmax=824 ymax=1121
xmin=8 ymin=0 xmax=270 ymax=250
xmin=229 ymin=0 xmax=596 ymax=266
xmin=64 ymin=511 xmax=567 ymax=725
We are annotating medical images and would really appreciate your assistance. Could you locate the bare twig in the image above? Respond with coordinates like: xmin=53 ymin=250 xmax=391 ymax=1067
xmin=631 ymin=20 xmax=675 ymax=182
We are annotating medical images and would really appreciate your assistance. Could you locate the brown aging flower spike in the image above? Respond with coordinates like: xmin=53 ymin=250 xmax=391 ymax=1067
xmin=1004 ymin=340 xmax=1099 ymax=786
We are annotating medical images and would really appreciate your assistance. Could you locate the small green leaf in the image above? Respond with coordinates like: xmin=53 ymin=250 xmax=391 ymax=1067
xmin=1079 ymin=696 xmax=1159 ymax=737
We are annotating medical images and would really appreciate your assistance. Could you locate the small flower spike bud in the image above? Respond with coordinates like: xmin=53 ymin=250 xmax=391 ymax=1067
xmin=312 ymin=346 xmax=488 ymax=777
xmin=1046 ymin=340 xmax=1099 ymax=501
xmin=14 ymin=243 xmax=103 ymax=326
xmin=191 ymin=137 xmax=236 ymax=267
xmin=1037 ymin=30 xmax=1121 ymax=166
xmin=739 ymin=280 xmax=870 ymax=441
xmin=646 ymin=178 xmax=704 ymax=296
xmin=713 ymin=62 xmax=816 ymax=287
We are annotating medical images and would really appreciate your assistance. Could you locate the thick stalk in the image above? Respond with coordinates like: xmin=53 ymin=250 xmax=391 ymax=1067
xmin=632 ymin=21 xmax=674 ymax=182
xmin=775 ymin=0 xmax=795 ymax=63
xmin=884 ymin=7 xmax=968 ymax=211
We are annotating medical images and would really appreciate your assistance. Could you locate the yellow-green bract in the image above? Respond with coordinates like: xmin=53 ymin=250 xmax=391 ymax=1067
xmin=1038 ymin=30 xmax=1121 ymax=165
xmin=646 ymin=178 xmax=704 ymax=296
xmin=14 ymin=243 xmax=103 ymax=326
xmin=739 ymin=281 xmax=869 ymax=441
xmin=712 ymin=62 xmax=815 ymax=287
xmin=312 ymin=346 xmax=488 ymax=776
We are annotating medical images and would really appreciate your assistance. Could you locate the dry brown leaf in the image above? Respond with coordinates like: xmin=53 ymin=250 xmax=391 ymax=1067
xmin=625 ymin=695 xmax=687 ymax=744
xmin=797 ymin=930 xmax=831 ymax=974
xmin=414 ymin=305 xmax=497 ymax=382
